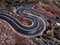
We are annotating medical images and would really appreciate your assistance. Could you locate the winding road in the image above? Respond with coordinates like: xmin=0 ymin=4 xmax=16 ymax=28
xmin=0 ymin=6 xmax=60 ymax=37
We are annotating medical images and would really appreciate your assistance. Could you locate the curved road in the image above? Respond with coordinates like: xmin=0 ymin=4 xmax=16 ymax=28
xmin=0 ymin=6 xmax=60 ymax=37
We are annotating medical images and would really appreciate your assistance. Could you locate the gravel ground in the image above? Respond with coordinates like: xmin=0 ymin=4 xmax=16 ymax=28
xmin=0 ymin=19 xmax=36 ymax=45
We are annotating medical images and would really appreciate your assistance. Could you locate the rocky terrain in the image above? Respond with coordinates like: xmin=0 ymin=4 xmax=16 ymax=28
xmin=0 ymin=0 xmax=60 ymax=45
